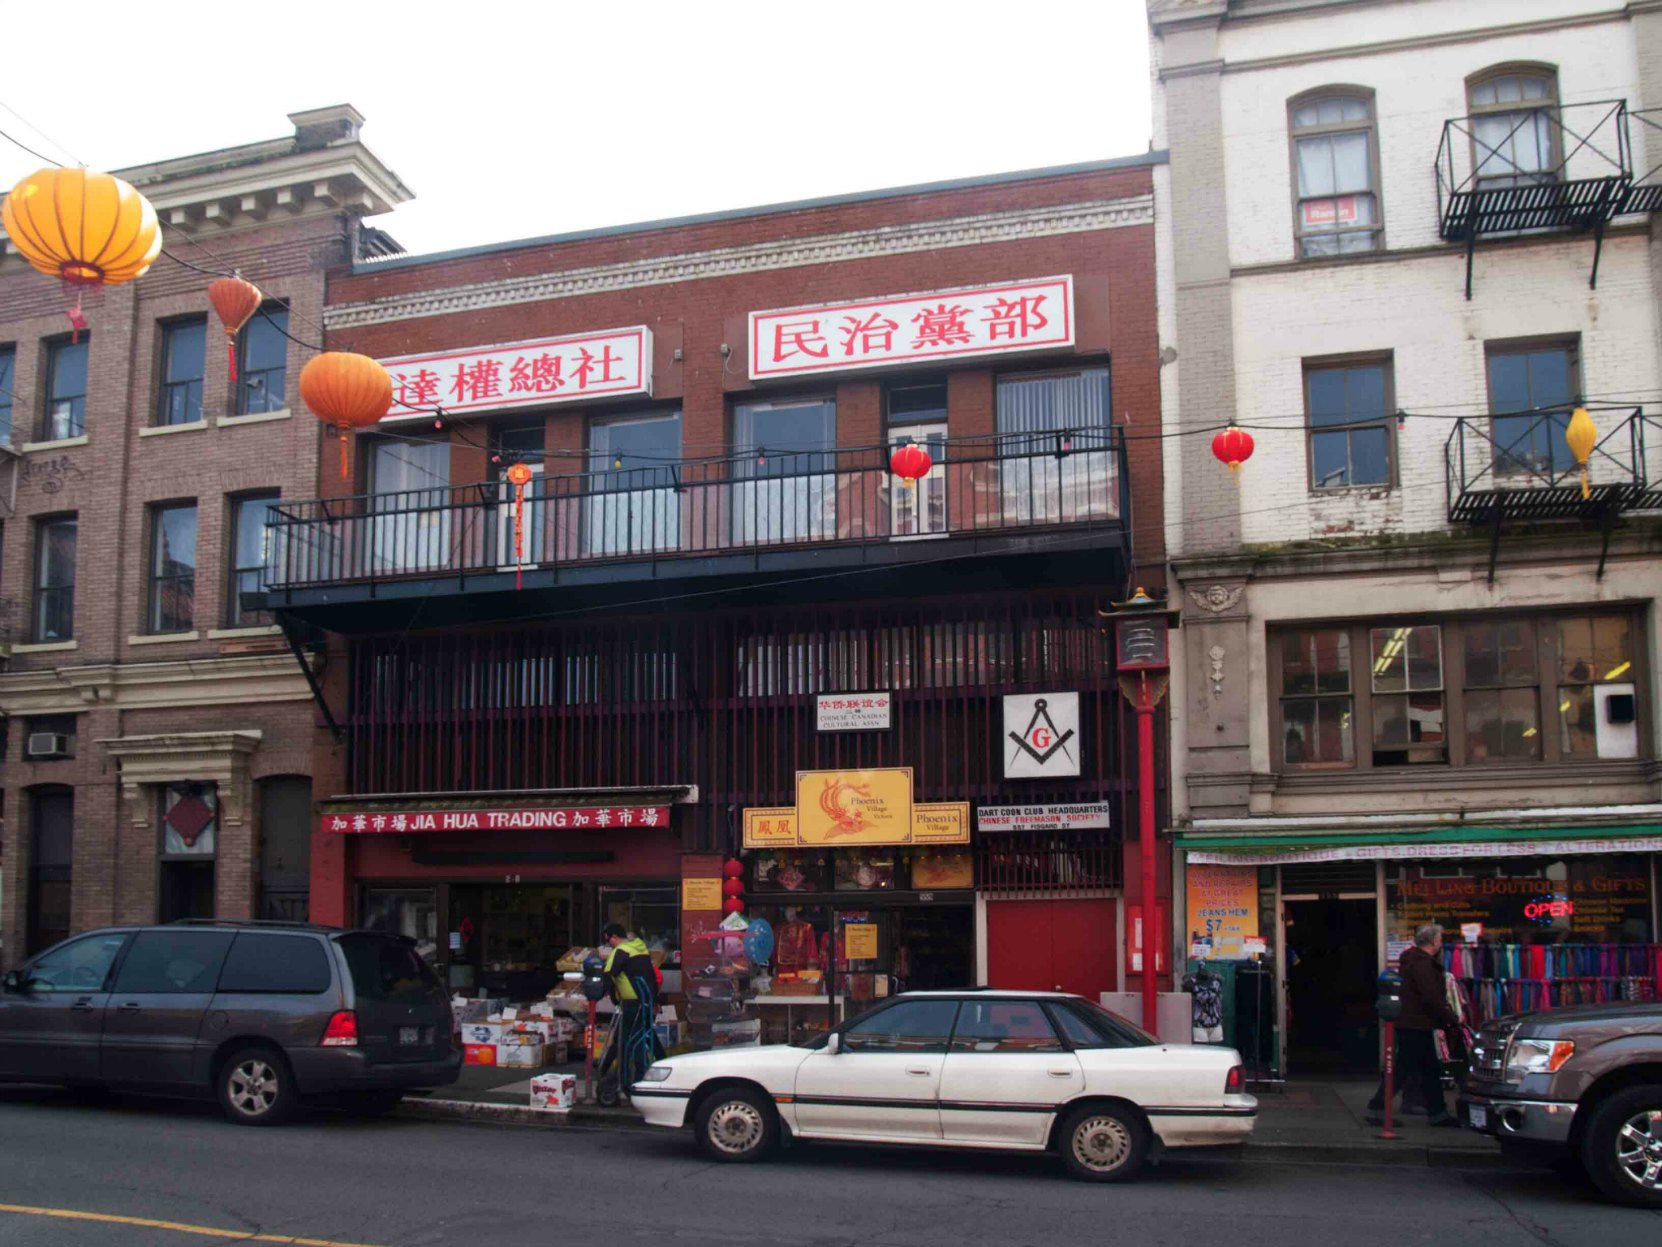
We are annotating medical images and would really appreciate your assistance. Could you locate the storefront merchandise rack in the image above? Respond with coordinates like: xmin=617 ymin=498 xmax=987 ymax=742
xmin=1444 ymin=943 xmax=1662 ymax=1025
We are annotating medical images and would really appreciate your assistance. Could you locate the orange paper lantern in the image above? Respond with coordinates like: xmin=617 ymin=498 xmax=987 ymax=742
xmin=298 ymin=352 xmax=393 ymax=479
xmin=208 ymin=276 xmax=263 ymax=383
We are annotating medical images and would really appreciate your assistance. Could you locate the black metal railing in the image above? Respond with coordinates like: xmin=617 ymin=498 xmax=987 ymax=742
xmin=1443 ymin=406 xmax=1660 ymax=523
xmin=1621 ymin=107 xmax=1662 ymax=215
xmin=263 ymin=429 xmax=1127 ymax=592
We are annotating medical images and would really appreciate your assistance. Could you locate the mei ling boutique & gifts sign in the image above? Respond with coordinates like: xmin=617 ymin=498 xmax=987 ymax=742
xmin=1185 ymin=863 xmax=1260 ymax=960
xmin=381 ymin=327 xmax=652 ymax=418
xmin=749 ymin=277 xmax=1074 ymax=380
xmin=321 ymin=806 xmax=670 ymax=833
xmin=743 ymin=799 xmax=969 ymax=848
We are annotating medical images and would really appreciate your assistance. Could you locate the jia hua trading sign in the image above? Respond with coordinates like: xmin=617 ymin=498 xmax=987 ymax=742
xmin=321 ymin=806 xmax=670 ymax=834
xmin=380 ymin=327 xmax=653 ymax=419
xmin=748 ymin=277 xmax=1074 ymax=380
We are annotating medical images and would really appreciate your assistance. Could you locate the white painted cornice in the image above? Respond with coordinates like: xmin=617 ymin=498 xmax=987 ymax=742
xmin=0 ymin=653 xmax=314 ymax=716
xmin=325 ymin=195 xmax=1154 ymax=330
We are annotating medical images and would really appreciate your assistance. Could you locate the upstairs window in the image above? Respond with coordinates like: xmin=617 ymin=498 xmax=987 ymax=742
xmin=157 ymin=318 xmax=207 ymax=426
xmin=33 ymin=515 xmax=76 ymax=642
xmin=237 ymin=305 xmax=288 ymax=414
xmin=1305 ymin=357 xmax=1392 ymax=489
xmin=43 ymin=336 xmax=88 ymax=441
xmin=1468 ymin=67 xmax=1559 ymax=190
xmin=227 ymin=492 xmax=278 ymax=627
xmin=1291 ymin=91 xmax=1381 ymax=257
xmin=1487 ymin=340 xmax=1578 ymax=477
xmin=149 ymin=502 xmax=198 ymax=634
xmin=0 ymin=345 xmax=14 ymax=446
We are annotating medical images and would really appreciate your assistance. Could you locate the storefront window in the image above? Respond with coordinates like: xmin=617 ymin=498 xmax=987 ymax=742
xmin=361 ymin=887 xmax=440 ymax=970
xmin=1463 ymin=619 xmax=1539 ymax=761
xmin=1370 ymin=625 xmax=1445 ymax=764
xmin=1386 ymin=856 xmax=1653 ymax=947
xmin=1557 ymin=616 xmax=1634 ymax=757
xmin=599 ymin=887 xmax=679 ymax=962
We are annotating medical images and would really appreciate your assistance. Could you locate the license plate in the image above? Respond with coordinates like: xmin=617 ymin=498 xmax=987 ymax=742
xmin=1468 ymin=1105 xmax=1488 ymax=1130
xmin=399 ymin=1026 xmax=421 ymax=1046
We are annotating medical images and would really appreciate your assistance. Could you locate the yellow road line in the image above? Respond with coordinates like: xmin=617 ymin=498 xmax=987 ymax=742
xmin=0 ymin=1202 xmax=383 ymax=1247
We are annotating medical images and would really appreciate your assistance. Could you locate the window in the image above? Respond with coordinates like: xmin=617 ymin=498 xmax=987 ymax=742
xmin=586 ymin=411 xmax=682 ymax=556
xmin=1305 ymin=358 xmax=1391 ymax=488
xmin=112 ymin=930 xmax=234 ymax=994
xmin=148 ymin=503 xmax=197 ymax=633
xmin=338 ymin=933 xmax=440 ymax=1003
xmin=369 ymin=437 xmax=451 ymax=574
xmin=22 ymin=930 xmax=128 ymax=992
xmin=216 ymin=933 xmax=333 ymax=993
xmin=1468 ymin=67 xmax=1559 ymax=189
xmin=33 ymin=516 xmax=76 ymax=642
xmin=840 ymin=999 xmax=959 ymax=1054
xmin=1280 ymin=629 xmax=1354 ymax=765
xmin=1487 ymin=341 xmax=1578 ymax=477
xmin=1370 ymin=625 xmax=1446 ymax=765
xmin=157 ymin=317 xmax=207 ymax=426
xmin=732 ymin=397 xmax=836 ymax=543
xmin=996 ymin=367 xmax=1115 ymax=522
xmin=949 ymin=1000 xmax=1064 ymax=1053
xmin=0 ymin=345 xmax=14 ymax=446
xmin=886 ymin=382 xmax=947 ymax=424
xmin=1045 ymin=1000 xmax=1156 ymax=1049
xmin=1272 ymin=612 xmax=1642 ymax=771
xmin=236 ymin=305 xmax=288 ymax=414
xmin=159 ymin=782 xmax=216 ymax=923
xmin=227 ymin=493 xmax=278 ymax=627
xmin=1290 ymin=91 xmax=1381 ymax=256
xmin=43 ymin=336 xmax=88 ymax=441
xmin=1557 ymin=616 xmax=1634 ymax=758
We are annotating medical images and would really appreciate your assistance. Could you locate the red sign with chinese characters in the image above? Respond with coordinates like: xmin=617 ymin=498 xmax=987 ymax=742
xmin=379 ymin=328 xmax=652 ymax=419
xmin=748 ymin=277 xmax=1074 ymax=380
xmin=320 ymin=807 xmax=671 ymax=834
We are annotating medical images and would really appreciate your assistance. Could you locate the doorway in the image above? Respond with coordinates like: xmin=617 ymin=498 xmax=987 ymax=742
xmin=985 ymin=897 xmax=1118 ymax=1000
xmin=1283 ymin=897 xmax=1379 ymax=1073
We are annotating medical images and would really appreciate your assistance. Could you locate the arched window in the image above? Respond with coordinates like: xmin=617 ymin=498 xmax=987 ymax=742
xmin=1289 ymin=89 xmax=1382 ymax=257
xmin=1467 ymin=65 xmax=1560 ymax=189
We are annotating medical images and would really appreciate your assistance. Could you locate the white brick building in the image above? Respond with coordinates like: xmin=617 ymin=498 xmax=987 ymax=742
xmin=1150 ymin=0 xmax=1662 ymax=1077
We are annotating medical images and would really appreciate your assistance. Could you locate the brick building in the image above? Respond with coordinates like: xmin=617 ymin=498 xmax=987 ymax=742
xmin=257 ymin=155 xmax=1169 ymax=1030
xmin=0 ymin=106 xmax=408 ymax=965
xmin=1150 ymin=0 xmax=1662 ymax=1076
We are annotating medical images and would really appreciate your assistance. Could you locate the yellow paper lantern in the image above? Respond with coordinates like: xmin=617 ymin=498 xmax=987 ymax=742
xmin=1564 ymin=406 xmax=1596 ymax=500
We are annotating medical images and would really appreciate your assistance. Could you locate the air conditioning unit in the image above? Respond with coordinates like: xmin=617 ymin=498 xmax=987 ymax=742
xmin=26 ymin=732 xmax=71 ymax=760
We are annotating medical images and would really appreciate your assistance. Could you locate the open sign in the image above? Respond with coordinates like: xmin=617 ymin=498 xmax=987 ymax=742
xmin=1524 ymin=896 xmax=1575 ymax=922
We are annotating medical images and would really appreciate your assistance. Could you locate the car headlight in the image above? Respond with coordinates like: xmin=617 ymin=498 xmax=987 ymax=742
xmin=1505 ymin=1038 xmax=1574 ymax=1077
xmin=640 ymin=1064 xmax=674 ymax=1082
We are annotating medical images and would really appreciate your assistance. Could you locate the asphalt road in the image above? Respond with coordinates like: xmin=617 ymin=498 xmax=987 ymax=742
xmin=0 ymin=1086 xmax=1656 ymax=1247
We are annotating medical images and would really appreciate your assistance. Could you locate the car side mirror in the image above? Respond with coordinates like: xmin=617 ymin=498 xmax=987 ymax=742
xmin=1 ymin=971 xmax=22 ymax=994
xmin=825 ymin=1032 xmax=841 ymax=1055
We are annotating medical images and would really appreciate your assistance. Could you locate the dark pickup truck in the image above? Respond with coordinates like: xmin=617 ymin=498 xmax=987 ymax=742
xmin=1460 ymin=999 xmax=1662 ymax=1207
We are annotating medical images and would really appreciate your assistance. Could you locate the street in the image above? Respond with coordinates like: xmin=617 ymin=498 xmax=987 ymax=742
xmin=0 ymin=1088 xmax=1655 ymax=1246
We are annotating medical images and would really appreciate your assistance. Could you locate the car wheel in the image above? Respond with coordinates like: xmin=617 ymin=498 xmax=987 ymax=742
xmin=217 ymin=1047 xmax=297 ymax=1127
xmin=339 ymin=1090 xmax=405 ymax=1117
xmin=1059 ymin=1103 xmax=1148 ymax=1183
xmin=1581 ymin=1085 xmax=1662 ymax=1208
xmin=694 ymin=1087 xmax=778 ymax=1163
xmin=596 ymin=1075 xmax=622 ymax=1109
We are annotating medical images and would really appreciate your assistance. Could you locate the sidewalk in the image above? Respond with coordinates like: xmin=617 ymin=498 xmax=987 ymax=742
xmin=397 ymin=1070 xmax=1507 ymax=1167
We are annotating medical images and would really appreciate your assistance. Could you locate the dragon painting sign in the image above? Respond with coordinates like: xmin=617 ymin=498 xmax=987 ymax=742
xmin=791 ymin=768 xmax=914 ymax=846
xmin=743 ymin=801 xmax=969 ymax=848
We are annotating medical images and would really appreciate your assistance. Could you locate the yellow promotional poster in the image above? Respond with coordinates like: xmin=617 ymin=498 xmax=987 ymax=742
xmin=912 ymin=802 xmax=970 ymax=845
xmin=844 ymin=922 xmax=880 ymax=961
xmin=794 ymin=769 xmax=913 ymax=846
xmin=1185 ymin=863 xmax=1261 ymax=959
xmin=681 ymin=877 xmax=724 ymax=911
xmin=742 ymin=808 xmax=797 ymax=847
xmin=743 ymin=800 xmax=969 ymax=848
xmin=909 ymin=846 xmax=974 ymax=890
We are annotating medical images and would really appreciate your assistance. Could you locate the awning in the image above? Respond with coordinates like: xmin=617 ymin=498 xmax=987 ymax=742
xmin=1177 ymin=823 xmax=1662 ymax=866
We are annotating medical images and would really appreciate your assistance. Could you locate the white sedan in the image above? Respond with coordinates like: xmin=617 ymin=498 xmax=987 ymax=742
xmin=631 ymin=990 xmax=1255 ymax=1181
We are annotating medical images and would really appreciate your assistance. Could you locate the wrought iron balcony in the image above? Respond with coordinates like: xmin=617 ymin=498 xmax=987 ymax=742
xmin=1436 ymin=100 xmax=1633 ymax=297
xmin=1621 ymin=107 xmax=1662 ymax=215
xmin=1443 ymin=407 xmax=1661 ymax=578
xmin=258 ymin=429 xmax=1129 ymax=625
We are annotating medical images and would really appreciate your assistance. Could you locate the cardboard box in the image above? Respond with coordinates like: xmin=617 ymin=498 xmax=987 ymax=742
xmin=529 ymin=1074 xmax=576 ymax=1112
xmin=463 ymin=1043 xmax=497 ymax=1067
xmin=496 ymin=1041 xmax=546 ymax=1069
xmin=462 ymin=1021 xmax=507 ymax=1046
xmin=508 ymin=1019 xmax=556 ymax=1043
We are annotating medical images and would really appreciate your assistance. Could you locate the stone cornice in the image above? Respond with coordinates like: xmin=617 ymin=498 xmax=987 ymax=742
xmin=324 ymin=195 xmax=1154 ymax=330
xmin=0 ymin=653 xmax=314 ymax=716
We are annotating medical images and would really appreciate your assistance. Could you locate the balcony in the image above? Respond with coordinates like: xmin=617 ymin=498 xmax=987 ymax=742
xmin=1621 ymin=107 xmax=1662 ymax=215
xmin=1436 ymin=100 xmax=1633 ymax=297
xmin=1443 ymin=407 xmax=1662 ymax=579
xmin=257 ymin=430 xmax=1129 ymax=631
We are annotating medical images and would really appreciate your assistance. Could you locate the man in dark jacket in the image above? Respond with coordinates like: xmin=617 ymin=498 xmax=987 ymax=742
xmin=1388 ymin=923 xmax=1462 ymax=1127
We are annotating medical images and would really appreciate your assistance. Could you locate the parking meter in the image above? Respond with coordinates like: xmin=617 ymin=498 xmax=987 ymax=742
xmin=1376 ymin=969 xmax=1403 ymax=1021
xmin=581 ymin=953 xmax=608 ymax=1002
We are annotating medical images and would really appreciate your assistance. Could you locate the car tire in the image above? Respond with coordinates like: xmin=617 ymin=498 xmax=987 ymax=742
xmin=1581 ymin=1084 xmax=1662 ymax=1208
xmin=693 ymin=1087 xmax=779 ymax=1163
xmin=339 ymin=1090 xmax=405 ymax=1117
xmin=1058 ymin=1103 xmax=1149 ymax=1183
xmin=596 ymin=1075 xmax=622 ymax=1109
xmin=217 ymin=1047 xmax=298 ymax=1127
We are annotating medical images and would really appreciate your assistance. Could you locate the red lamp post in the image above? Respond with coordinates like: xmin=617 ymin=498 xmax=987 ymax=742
xmin=1103 ymin=588 xmax=1178 ymax=1038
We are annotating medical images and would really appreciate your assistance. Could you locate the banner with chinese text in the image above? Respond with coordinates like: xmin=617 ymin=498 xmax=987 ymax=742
xmin=749 ymin=277 xmax=1073 ymax=380
xmin=321 ymin=806 xmax=671 ymax=834
xmin=380 ymin=327 xmax=652 ymax=418
xmin=743 ymin=800 xmax=968 ymax=848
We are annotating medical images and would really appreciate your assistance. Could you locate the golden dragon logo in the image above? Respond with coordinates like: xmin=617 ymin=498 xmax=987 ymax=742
xmin=818 ymin=776 xmax=873 ymax=838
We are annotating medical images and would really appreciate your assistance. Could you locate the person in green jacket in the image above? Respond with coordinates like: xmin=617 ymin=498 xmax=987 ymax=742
xmin=601 ymin=923 xmax=658 ymax=1089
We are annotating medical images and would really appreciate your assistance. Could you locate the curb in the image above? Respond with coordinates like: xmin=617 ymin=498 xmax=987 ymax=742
xmin=397 ymin=1096 xmax=651 ymax=1130
xmin=1230 ymin=1139 xmax=1505 ymax=1169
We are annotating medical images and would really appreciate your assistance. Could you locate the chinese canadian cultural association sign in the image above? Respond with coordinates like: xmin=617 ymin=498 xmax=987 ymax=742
xmin=381 ymin=327 xmax=653 ymax=418
xmin=321 ymin=806 xmax=670 ymax=833
xmin=743 ymin=798 xmax=970 ymax=848
xmin=749 ymin=277 xmax=1074 ymax=380
xmin=1185 ymin=863 xmax=1261 ymax=960
xmin=815 ymin=691 xmax=892 ymax=732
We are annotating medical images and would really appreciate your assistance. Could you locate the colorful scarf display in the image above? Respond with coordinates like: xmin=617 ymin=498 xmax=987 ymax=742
xmin=1442 ymin=943 xmax=1662 ymax=1024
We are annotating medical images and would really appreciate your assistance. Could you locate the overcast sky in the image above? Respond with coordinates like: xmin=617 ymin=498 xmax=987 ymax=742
xmin=0 ymin=1 xmax=1153 ymax=257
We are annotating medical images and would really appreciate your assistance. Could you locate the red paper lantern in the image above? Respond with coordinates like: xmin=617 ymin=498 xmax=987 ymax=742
xmin=1211 ymin=424 xmax=1255 ymax=475
xmin=723 ymin=897 xmax=746 ymax=915
xmin=722 ymin=877 xmax=743 ymax=898
xmin=506 ymin=462 xmax=533 ymax=589
xmin=889 ymin=442 xmax=933 ymax=486
xmin=722 ymin=858 xmax=744 ymax=878
xmin=207 ymin=275 xmax=262 ymax=383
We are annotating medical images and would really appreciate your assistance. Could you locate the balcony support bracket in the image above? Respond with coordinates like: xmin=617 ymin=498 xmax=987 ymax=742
xmin=278 ymin=611 xmax=344 ymax=743
xmin=1589 ymin=213 xmax=1607 ymax=290
xmin=1595 ymin=501 xmax=1618 ymax=580
xmin=1486 ymin=500 xmax=1504 ymax=585
xmin=1464 ymin=226 xmax=1477 ymax=302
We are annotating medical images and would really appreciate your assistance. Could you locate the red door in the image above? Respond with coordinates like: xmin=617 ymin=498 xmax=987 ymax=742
xmin=986 ymin=899 xmax=1117 ymax=1001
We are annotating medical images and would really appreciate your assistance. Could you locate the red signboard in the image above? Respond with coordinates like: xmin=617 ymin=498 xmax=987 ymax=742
xmin=748 ymin=276 xmax=1074 ymax=380
xmin=321 ymin=807 xmax=671 ymax=834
